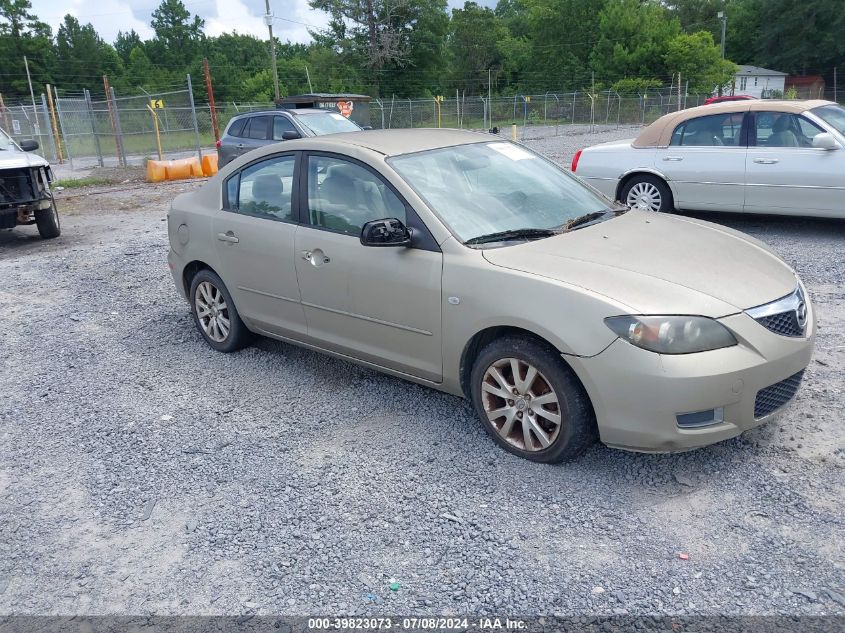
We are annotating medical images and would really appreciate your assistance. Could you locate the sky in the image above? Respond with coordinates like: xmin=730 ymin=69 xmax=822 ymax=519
xmin=30 ymin=0 xmax=479 ymax=45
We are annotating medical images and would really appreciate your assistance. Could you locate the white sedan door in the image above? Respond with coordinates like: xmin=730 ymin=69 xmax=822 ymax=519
xmin=745 ymin=111 xmax=845 ymax=217
xmin=654 ymin=111 xmax=748 ymax=212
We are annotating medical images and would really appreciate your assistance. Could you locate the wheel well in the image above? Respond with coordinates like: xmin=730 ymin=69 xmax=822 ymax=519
xmin=615 ymin=171 xmax=672 ymax=205
xmin=459 ymin=326 xmax=566 ymax=398
xmin=182 ymin=260 xmax=214 ymax=296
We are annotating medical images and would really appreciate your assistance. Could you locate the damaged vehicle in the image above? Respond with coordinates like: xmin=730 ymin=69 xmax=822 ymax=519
xmin=0 ymin=127 xmax=60 ymax=239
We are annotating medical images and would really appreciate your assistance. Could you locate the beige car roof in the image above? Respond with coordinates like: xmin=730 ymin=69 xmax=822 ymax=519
xmin=633 ymin=99 xmax=836 ymax=148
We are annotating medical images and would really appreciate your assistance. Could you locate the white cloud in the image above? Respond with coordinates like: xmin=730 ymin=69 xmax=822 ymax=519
xmin=32 ymin=0 xmax=328 ymax=44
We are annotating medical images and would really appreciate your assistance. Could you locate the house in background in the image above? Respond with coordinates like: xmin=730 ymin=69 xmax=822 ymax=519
xmin=731 ymin=65 xmax=787 ymax=98
xmin=785 ymin=75 xmax=826 ymax=99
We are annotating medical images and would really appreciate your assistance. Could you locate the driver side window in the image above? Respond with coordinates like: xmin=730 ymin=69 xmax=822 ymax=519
xmin=306 ymin=155 xmax=406 ymax=236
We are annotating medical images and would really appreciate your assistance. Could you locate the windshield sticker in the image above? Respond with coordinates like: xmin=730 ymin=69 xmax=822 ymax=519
xmin=487 ymin=142 xmax=534 ymax=161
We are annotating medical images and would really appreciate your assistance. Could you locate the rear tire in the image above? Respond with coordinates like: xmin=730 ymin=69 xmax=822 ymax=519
xmin=470 ymin=336 xmax=597 ymax=463
xmin=620 ymin=174 xmax=673 ymax=213
xmin=189 ymin=269 xmax=253 ymax=353
xmin=35 ymin=199 xmax=61 ymax=239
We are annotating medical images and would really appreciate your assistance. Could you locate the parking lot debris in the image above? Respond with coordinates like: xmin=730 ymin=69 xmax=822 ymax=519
xmin=673 ymin=587 xmax=681 ymax=595
xmin=366 ymin=593 xmax=378 ymax=602
xmin=440 ymin=513 xmax=463 ymax=524
xmin=141 ymin=498 xmax=156 ymax=521
xmin=185 ymin=520 xmax=198 ymax=533
xmin=160 ymin=415 xmax=173 ymax=421
xmin=591 ymin=586 xmax=604 ymax=594
xmin=679 ymin=553 xmax=690 ymax=560
xmin=389 ymin=581 xmax=401 ymax=592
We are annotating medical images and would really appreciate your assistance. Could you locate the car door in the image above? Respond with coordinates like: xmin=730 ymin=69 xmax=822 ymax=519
xmin=213 ymin=152 xmax=307 ymax=337
xmin=294 ymin=153 xmax=443 ymax=382
xmin=745 ymin=111 xmax=843 ymax=216
xmin=654 ymin=111 xmax=748 ymax=212
xmin=235 ymin=115 xmax=272 ymax=157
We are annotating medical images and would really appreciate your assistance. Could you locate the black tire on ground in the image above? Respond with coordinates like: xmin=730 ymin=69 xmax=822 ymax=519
xmin=188 ymin=268 xmax=254 ymax=353
xmin=35 ymin=199 xmax=61 ymax=239
xmin=619 ymin=174 xmax=674 ymax=213
xmin=469 ymin=335 xmax=597 ymax=463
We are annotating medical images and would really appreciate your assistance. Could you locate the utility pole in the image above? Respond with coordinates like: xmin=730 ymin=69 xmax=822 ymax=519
xmin=488 ymin=69 xmax=492 ymax=130
xmin=264 ymin=0 xmax=281 ymax=102
xmin=23 ymin=56 xmax=41 ymax=137
xmin=717 ymin=11 xmax=727 ymax=96
xmin=203 ymin=58 xmax=220 ymax=144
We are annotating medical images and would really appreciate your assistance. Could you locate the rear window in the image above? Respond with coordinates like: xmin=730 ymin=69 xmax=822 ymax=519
xmin=670 ymin=113 xmax=745 ymax=147
xmin=227 ymin=118 xmax=246 ymax=138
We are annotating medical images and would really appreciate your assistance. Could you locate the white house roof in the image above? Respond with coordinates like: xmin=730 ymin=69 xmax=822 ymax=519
xmin=736 ymin=64 xmax=787 ymax=77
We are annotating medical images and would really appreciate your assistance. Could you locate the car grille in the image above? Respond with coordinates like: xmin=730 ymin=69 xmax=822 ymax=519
xmin=755 ymin=311 xmax=804 ymax=337
xmin=754 ymin=370 xmax=804 ymax=419
xmin=746 ymin=286 xmax=807 ymax=338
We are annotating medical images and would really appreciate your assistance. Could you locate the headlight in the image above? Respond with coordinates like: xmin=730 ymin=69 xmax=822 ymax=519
xmin=604 ymin=315 xmax=737 ymax=354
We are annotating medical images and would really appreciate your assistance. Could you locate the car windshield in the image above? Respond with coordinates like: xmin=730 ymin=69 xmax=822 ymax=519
xmin=811 ymin=104 xmax=845 ymax=136
xmin=389 ymin=141 xmax=615 ymax=244
xmin=294 ymin=112 xmax=361 ymax=135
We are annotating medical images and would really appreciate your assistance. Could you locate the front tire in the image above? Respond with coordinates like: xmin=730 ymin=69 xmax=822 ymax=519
xmin=620 ymin=175 xmax=673 ymax=213
xmin=35 ymin=199 xmax=61 ymax=239
xmin=470 ymin=336 xmax=597 ymax=463
xmin=189 ymin=269 xmax=253 ymax=353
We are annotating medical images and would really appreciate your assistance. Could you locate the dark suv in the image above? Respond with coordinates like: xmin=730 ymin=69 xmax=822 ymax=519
xmin=217 ymin=108 xmax=363 ymax=167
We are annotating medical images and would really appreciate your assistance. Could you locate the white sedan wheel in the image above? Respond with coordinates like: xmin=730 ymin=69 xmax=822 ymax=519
xmin=626 ymin=181 xmax=663 ymax=212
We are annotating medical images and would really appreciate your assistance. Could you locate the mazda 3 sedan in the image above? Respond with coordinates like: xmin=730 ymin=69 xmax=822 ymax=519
xmin=167 ymin=129 xmax=815 ymax=462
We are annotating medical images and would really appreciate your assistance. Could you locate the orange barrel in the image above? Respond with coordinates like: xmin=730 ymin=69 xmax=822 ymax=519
xmin=201 ymin=153 xmax=218 ymax=176
xmin=146 ymin=160 xmax=167 ymax=182
xmin=165 ymin=159 xmax=193 ymax=181
xmin=189 ymin=157 xmax=203 ymax=177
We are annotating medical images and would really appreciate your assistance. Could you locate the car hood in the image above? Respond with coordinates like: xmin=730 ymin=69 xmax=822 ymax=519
xmin=0 ymin=151 xmax=49 ymax=169
xmin=482 ymin=211 xmax=797 ymax=317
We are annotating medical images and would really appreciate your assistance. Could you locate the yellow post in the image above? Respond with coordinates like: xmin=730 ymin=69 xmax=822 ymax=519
xmin=45 ymin=84 xmax=63 ymax=163
xmin=511 ymin=124 xmax=517 ymax=140
xmin=435 ymin=96 xmax=443 ymax=128
xmin=146 ymin=104 xmax=163 ymax=160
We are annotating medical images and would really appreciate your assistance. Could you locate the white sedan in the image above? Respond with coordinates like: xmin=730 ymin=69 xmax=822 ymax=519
xmin=572 ymin=100 xmax=845 ymax=217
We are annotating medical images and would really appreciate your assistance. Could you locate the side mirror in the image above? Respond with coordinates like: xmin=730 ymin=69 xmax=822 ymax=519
xmin=360 ymin=217 xmax=411 ymax=247
xmin=812 ymin=132 xmax=839 ymax=150
xmin=19 ymin=139 xmax=38 ymax=152
xmin=361 ymin=125 xmax=373 ymax=130
xmin=281 ymin=130 xmax=301 ymax=140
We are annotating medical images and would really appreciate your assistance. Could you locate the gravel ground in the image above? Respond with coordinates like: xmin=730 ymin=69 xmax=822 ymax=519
xmin=1 ymin=147 xmax=844 ymax=619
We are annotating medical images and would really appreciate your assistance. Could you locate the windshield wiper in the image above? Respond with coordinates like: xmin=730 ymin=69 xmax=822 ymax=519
xmin=464 ymin=227 xmax=559 ymax=245
xmin=560 ymin=210 xmax=612 ymax=232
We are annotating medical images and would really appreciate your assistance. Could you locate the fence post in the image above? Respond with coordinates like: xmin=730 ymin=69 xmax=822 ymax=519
xmin=571 ymin=91 xmax=577 ymax=125
xmin=84 ymin=89 xmax=104 ymax=168
xmin=45 ymin=84 xmax=63 ymax=163
xmin=187 ymin=74 xmax=202 ymax=161
xmin=408 ymin=98 xmax=413 ymax=128
xmin=109 ymin=87 xmax=127 ymax=167
xmin=203 ymin=58 xmax=220 ymax=144
xmin=53 ymin=87 xmax=73 ymax=170
xmin=40 ymin=94 xmax=57 ymax=162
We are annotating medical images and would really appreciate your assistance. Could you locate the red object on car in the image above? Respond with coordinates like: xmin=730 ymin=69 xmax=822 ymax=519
xmin=215 ymin=139 xmax=222 ymax=149
xmin=704 ymin=95 xmax=755 ymax=105
xmin=571 ymin=149 xmax=583 ymax=172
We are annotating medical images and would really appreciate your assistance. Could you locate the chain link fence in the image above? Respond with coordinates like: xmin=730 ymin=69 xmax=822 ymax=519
xmin=3 ymin=81 xmax=839 ymax=170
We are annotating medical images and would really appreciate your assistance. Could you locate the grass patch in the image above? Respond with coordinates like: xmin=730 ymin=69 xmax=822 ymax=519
xmin=53 ymin=176 xmax=115 ymax=189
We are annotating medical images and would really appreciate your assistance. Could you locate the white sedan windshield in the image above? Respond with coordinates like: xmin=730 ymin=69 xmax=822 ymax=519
xmin=812 ymin=105 xmax=845 ymax=137
xmin=389 ymin=142 xmax=611 ymax=243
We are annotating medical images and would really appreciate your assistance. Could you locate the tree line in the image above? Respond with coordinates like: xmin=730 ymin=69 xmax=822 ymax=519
xmin=0 ymin=0 xmax=841 ymax=102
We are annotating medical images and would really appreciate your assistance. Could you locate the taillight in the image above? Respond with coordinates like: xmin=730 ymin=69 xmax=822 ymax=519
xmin=215 ymin=139 xmax=221 ymax=149
xmin=571 ymin=149 xmax=583 ymax=172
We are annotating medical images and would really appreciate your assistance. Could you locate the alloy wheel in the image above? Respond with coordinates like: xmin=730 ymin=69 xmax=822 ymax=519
xmin=481 ymin=357 xmax=562 ymax=451
xmin=626 ymin=181 xmax=662 ymax=211
xmin=195 ymin=281 xmax=230 ymax=343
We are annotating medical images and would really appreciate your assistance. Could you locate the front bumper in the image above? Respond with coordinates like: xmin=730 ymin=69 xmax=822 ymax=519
xmin=565 ymin=306 xmax=816 ymax=452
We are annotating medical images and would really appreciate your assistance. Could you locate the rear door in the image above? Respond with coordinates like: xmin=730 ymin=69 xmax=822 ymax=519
xmin=213 ymin=152 xmax=306 ymax=337
xmin=654 ymin=110 xmax=749 ymax=212
xmin=235 ymin=115 xmax=272 ymax=158
xmin=745 ymin=111 xmax=844 ymax=216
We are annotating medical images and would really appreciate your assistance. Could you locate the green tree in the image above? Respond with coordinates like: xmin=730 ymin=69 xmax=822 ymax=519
xmin=664 ymin=30 xmax=736 ymax=93
xmin=148 ymin=0 xmax=204 ymax=69
xmin=0 ymin=0 xmax=53 ymax=95
xmin=115 ymin=29 xmax=144 ymax=64
xmin=125 ymin=46 xmax=154 ymax=89
xmin=590 ymin=0 xmax=682 ymax=85
xmin=55 ymin=15 xmax=114 ymax=91
xmin=448 ymin=2 xmax=507 ymax=94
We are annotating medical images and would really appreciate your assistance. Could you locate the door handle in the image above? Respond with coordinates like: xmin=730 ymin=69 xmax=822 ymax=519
xmin=662 ymin=156 xmax=684 ymax=161
xmin=302 ymin=250 xmax=330 ymax=265
xmin=217 ymin=231 xmax=239 ymax=243
xmin=753 ymin=158 xmax=779 ymax=164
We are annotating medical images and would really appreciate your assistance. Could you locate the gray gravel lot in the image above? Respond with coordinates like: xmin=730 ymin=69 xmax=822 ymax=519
xmin=1 ymin=149 xmax=844 ymax=618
